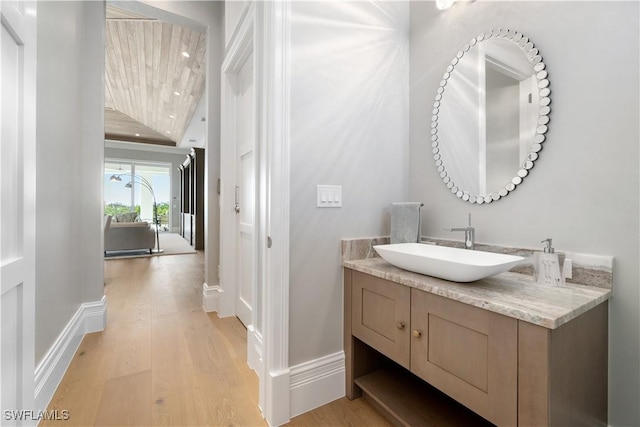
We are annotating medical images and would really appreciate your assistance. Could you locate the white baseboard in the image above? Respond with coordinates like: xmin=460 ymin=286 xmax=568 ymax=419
xmin=263 ymin=368 xmax=291 ymax=427
xmin=202 ymin=282 xmax=222 ymax=313
xmin=34 ymin=295 xmax=107 ymax=411
xmin=82 ymin=297 xmax=108 ymax=333
xmin=247 ymin=326 xmax=263 ymax=376
xmin=289 ymin=351 xmax=345 ymax=419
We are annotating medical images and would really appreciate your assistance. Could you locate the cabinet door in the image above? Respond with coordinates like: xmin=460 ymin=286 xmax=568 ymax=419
xmin=351 ymin=271 xmax=411 ymax=368
xmin=410 ymin=290 xmax=517 ymax=426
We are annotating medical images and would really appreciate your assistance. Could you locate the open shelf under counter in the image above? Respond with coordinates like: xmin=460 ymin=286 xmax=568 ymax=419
xmin=355 ymin=365 xmax=494 ymax=427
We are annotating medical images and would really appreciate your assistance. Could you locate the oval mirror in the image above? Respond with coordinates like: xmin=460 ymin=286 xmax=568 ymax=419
xmin=431 ymin=28 xmax=551 ymax=204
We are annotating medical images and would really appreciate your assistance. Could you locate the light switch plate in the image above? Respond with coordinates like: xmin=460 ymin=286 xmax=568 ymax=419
xmin=317 ymin=185 xmax=342 ymax=208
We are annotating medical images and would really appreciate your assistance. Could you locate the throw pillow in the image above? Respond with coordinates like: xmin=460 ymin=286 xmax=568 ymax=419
xmin=114 ymin=212 xmax=138 ymax=223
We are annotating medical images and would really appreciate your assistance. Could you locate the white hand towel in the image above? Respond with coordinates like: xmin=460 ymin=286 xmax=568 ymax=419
xmin=391 ymin=202 xmax=423 ymax=244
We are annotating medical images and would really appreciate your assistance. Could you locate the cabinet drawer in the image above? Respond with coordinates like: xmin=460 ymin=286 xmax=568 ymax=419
xmin=410 ymin=289 xmax=517 ymax=426
xmin=351 ymin=271 xmax=411 ymax=368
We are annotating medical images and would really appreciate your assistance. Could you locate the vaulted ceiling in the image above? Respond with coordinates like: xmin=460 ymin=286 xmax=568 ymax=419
xmin=105 ymin=6 xmax=206 ymax=147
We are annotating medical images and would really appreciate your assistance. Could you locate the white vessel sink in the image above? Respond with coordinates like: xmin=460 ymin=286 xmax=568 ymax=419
xmin=373 ymin=243 xmax=524 ymax=283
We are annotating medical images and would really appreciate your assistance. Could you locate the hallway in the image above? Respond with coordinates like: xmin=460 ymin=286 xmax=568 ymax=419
xmin=42 ymin=253 xmax=265 ymax=426
xmin=41 ymin=252 xmax=391 ymax=426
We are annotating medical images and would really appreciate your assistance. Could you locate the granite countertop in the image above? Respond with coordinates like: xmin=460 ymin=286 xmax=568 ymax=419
xmin=343 ymin=257 xmax=611 ymax=329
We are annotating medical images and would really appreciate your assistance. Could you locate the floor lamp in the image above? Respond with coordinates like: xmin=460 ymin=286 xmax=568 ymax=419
xmin=110 ymin=173 xmax=161 ymax=253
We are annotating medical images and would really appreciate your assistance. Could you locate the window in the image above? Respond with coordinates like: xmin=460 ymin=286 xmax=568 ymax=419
xmin=104 ymin=161 xmax=171 ymax=231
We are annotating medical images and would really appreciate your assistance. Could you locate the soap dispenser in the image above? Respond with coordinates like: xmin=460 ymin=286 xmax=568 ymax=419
xmin=535 ymin=238 xmax=563 ymax=286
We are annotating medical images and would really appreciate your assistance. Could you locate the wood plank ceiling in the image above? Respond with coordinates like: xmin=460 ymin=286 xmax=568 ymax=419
xmin=105 ymin=6 xmax=206 ymax=146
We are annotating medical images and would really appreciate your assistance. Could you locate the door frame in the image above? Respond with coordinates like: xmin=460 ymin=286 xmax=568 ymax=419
xmin=255 ymin=2 xmax=291 ymax=425
xmin=220 ymin=2 xmax=291 ymax=425
xmin=219 ymin=4 xmax=254 ymax=320
xmin=232 ymin=44 xmax=255 ymax=329
xmin=219 ymin=0 xmax=263 ymax=376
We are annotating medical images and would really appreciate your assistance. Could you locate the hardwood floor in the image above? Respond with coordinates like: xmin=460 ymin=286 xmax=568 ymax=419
xmin=42 ymin=252 xmax=391 ymax=426
xmin=285 ymin=398 xmax=392 ymax=427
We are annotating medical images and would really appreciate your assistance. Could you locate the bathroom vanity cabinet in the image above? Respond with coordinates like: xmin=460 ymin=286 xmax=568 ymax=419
xmin=344 ymin=267 xmax=609 ymax=427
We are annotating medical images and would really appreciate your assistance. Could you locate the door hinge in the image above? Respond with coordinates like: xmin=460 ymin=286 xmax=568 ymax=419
xmin=234 ymin=185 xmax=240 ymax=214
xmin=267 ymin=236 xmax=272 ymax=248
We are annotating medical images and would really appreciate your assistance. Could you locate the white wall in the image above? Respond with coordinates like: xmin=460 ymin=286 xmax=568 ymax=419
xmin=289 ymin=1 xmax=410 ymax=366
xmin=409 ymin=2 xmax=639 ymax=425
xmin=35 ymin=1 xmax=105 ymax=363
xmin=105 ymin=144 xmax=189 ymax=232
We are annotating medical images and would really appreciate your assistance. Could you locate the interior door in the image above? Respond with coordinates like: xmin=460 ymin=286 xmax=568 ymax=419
xmin=235 ymin=52 xmax=255 ymax=327
xmin=1 ymin=0 xmax=37 ymax=421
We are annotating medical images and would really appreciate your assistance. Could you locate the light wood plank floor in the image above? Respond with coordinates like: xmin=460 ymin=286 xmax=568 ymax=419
xmin=42 ymin=253 xmax=263 ymax=426
xmin=42 ymin=252 xmax=391 ymax=427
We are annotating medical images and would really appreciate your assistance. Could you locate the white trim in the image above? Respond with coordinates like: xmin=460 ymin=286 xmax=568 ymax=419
xmin=105 ymin=139 xmax=191 ymax=155
xmin=289 ymin=352 xmax=346 ymax=419
xmin=202 ymin=282 xmax=222 ymax=313
xmin=257 ymin=1 xmax=291 ymax=425
xmin=264 ymin=369 xmax=291 ymax=427
xmin=247 ymin=325 xmax=263 ymax=377
xmin=224 ymin=2 xmax=251 ymax=58
xmin=223 ymin=4 xmax=254 ymax=75
xmin=82 ymin=297 xmax=108 ymax=334
xmin=105 ymin=0 xmax=206 ymax=33
xmin=34 ymin=296 xmax=107 ymax=411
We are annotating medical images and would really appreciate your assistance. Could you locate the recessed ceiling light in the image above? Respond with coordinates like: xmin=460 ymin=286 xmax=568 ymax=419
xmin=182 ymin=51 xmax=190 ymax=58
xmin=135 ymin=133 xmax=140 ymax=137
xmin=166 ymin=131 xmax=171 ymax=134
xmin=169 ymin=115 xmax=175 ymax=119
xmin=174 ymin=91 xmax=180 ymax=96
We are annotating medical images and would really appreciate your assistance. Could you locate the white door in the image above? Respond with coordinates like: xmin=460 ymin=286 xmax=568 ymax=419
xmin=0 ymin=0 xmax=37 ymax=422
xmin=235 ymin=53 xmax=255 ymax=327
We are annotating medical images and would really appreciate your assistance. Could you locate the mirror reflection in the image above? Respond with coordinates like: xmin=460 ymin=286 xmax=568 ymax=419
xmin=432 ymin=29 xmax=550 ymax=204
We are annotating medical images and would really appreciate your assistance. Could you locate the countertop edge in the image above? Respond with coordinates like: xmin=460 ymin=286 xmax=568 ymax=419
xmin=343 ymin=259 xmax=611 ymax=330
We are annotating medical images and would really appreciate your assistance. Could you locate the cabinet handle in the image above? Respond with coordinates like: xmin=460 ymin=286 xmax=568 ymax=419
xmin=396 ymin=322 xmax=405 ymax=330
xmin=412 ymin=330 xmax=422 ymax=338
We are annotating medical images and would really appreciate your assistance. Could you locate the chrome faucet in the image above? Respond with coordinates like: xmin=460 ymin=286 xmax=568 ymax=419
xmin=444 ymin=213 xmax=475 ymax=250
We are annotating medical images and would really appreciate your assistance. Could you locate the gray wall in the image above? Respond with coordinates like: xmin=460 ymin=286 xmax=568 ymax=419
xmin=105 ymin=145 xmax=188 ymax=232
xmin=409 ymin=2 xmax=639 ymax=425
xmin=289 ymin=1 xmax=410 ymax=366
xmin=35 ymin=1 xmax=105 ymax=363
